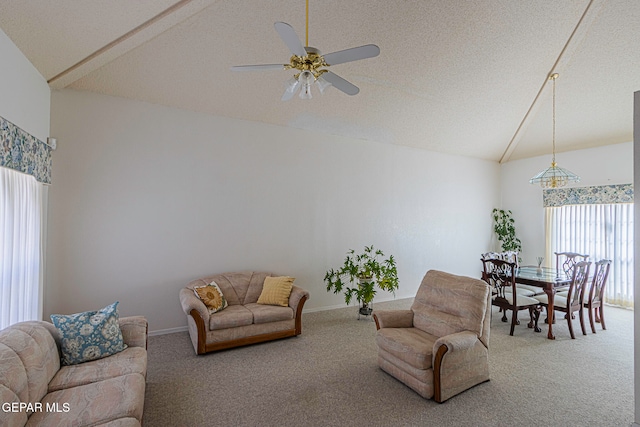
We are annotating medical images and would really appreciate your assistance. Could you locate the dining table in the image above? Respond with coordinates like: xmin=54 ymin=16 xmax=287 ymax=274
xmin=514 ymin=265 xmax=572 ymax=340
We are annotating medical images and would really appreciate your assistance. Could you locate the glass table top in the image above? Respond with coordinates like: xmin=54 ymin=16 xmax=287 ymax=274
xmin=516 ymin=266 xmax=569 ymax=283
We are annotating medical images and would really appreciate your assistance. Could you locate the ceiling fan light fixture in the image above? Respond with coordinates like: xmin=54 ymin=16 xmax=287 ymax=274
xmin=299 ymin=70 xmax=313 ymax=85
xmin=284 ymin=76 xmax=299 ymax=92
xmin=299 ymin=83 xmax=313 ymax=99
xmin=232 ymin=2 xmax=380 ymax=100
xmin=297 ymin=70 xmax=317 ymax=99
xmin=316 ymin=76 xmax=331 ymax=94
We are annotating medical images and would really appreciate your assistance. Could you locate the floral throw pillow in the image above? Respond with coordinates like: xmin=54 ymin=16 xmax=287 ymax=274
xmin=50 ymin=301 xmax=127 ymax=366
xmin=194 ymin=281 xmax=228 ymax=313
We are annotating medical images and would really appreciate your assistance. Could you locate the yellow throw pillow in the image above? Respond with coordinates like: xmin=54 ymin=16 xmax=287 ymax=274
xmin=257 ymin=276 xmax=295 ymax=307
xmin=194 ymin=281 xmax=228 ymax=313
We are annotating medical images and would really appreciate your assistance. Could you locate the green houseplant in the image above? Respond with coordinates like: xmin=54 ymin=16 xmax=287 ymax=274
xmin=492 ymin=208 xmax=522 ymax=255
xmin=324 ymin=245 xmax=399 ymax=317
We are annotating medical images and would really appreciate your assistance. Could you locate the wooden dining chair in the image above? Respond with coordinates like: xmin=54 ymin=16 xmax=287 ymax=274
xmin=533 ymin=260 xmax=591 ymax=339
xmin=584 ymin=259 xmax=611 ymax=333
xmin=554 ymin=252 xmax=589 ymax=294
xmin=481 ymin=252 xmax=542 ymax=296
xmin=555 ymin=252 xmax=589 ymax=277
xmin=481 ymin=258 xmax=541 ymax=336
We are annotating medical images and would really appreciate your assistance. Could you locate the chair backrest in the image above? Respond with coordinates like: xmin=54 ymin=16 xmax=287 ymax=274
xmin=481 ymin=251 xmax=519 ymax=270
xmin=565 ymin=260 xmax=591 ymax=308
xmin=410 ymin=270 xmax=491 ymax=345
xmin=502 ymin=251 xmax=519 ymax=267
xmin=481 ymin=258 xmax=516 ymax=301
xmin=555 ymin=252 xmax=589 ymax=277
xmin=589 ymin=259 xmax=612 ymax=304
xmin=481 ymin=252 xmax=501 ymax=261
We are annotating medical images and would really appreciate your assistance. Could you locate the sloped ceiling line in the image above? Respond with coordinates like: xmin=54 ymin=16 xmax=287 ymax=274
xmin=499 ymin=0 xmax=602 ymax=164
xmin=3 ymin=0 xmax=634 ymax=161
xmin=47 ymin=0 xmax=194 ymax=86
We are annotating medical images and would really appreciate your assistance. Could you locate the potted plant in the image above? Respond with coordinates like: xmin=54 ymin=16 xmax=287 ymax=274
xmin=324 ymin=245 xmax=399 ymax=317
xmin=492 ymin=208 xmax=523 ymax=257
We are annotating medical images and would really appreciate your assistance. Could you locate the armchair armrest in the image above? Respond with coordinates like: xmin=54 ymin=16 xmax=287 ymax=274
xmin=119 ymin=316 xmax=148 ymax=349
xmin=432 ymin=331 xmax=489 ymax=403
xmin=433 ymin=330 xmax=478 ymax=353
xmin=372 ymin=310 xmax=414 ymax=330
xmin=179 ymin=288 xmax=210 ymax=324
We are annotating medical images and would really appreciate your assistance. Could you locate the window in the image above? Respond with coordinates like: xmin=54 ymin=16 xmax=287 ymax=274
xmin=544 ymin=184 xmax=634 ymax=308
xmin=0 ymin=116 xmax=51 ymax=329
xmin=0 ymin=167 xmax=45 ymax=329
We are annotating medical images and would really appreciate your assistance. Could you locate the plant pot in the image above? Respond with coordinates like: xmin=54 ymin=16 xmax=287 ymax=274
xmin=359 ymin=306 xmax=373 ymax=316
xmin=358 ymin=300 xmax=373 ymax=320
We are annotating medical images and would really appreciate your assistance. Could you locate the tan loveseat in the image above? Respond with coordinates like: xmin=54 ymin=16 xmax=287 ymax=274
xmin=180 ymin=271 xmax=309 ymax=355
xmin=373 ymin=270 xmax=491 ymax=403
xmin=0 ymin=316 xmax=148 ymax=426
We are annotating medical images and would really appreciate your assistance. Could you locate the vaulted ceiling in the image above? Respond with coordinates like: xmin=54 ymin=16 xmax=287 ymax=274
xmin=1 ymin=0 xmax=638 ymax=162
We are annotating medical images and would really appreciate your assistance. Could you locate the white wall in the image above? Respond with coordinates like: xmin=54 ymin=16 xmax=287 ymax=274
xmin=0 ymin=28 xmax=50 ymax=140
xmin=48 ymin=89 xmax=500 ymax=332
xmin=500 ymin=142 xmax=633 ymax=266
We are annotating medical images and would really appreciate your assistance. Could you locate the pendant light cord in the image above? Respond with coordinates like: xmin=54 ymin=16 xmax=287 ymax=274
xmin=529 ymin=72 xmax=579 ymax=187
xmin=305 ymin=0 xmax=309 ymax=47
xmin=550 ymin=73 xmax=558 ymax=164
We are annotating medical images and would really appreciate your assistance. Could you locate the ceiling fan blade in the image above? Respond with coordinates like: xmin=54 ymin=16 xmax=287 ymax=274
xmin=321 ymin=72 xmax=359 ymax=96
xmin=230 ymin=64 xmax=287 ymax=72
xmin=323 ymin=44 xmax=380 ymax=66
xmin=274 ymin=22 xmax=307 ymax=57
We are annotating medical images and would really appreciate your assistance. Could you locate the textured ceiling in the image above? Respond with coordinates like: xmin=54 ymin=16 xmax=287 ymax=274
xmin=1 ymin=0 xmax=638 ymax=162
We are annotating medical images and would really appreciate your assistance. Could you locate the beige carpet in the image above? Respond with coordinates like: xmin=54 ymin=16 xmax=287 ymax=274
xmin=143 ymin=299 xmax=633 ymax=426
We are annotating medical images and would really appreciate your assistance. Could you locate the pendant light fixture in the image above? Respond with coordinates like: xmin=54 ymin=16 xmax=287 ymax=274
xmin=529 ymin=73 xmax=580 ymax=188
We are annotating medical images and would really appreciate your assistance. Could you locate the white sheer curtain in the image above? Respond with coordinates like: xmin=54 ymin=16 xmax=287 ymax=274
xmin=546 ymin=203 xmax=634 ymax=308
xmin=0 ymin=166 xmax=46 ymax=329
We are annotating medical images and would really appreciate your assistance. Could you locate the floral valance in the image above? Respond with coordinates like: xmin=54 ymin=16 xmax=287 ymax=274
xmin=543 ymin=184 xmax=633 ymax=207
xmin=0 ymin=115 xmax=51 ymax=184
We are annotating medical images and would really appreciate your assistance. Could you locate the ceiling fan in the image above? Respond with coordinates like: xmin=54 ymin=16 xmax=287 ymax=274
xmin=231 ymin=1 xmax=380 ymax=100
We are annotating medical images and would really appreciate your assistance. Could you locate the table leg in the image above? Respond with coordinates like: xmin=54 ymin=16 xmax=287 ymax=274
xmin=545 ymin=287 xmax=556 ymax=340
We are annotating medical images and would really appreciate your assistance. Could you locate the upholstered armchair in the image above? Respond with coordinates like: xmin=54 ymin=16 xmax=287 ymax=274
xmin=373 ymin=270 xmax=491 ymax=403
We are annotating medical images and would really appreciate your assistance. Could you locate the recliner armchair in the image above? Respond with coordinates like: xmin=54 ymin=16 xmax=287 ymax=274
xmin=373 ymin=270 xmax=491 ymax=402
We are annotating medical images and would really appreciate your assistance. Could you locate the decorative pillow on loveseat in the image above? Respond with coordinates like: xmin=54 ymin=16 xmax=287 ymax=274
xmin=50 ymin=301 xmax=127 ymax=366
xmin=194 ymin=281 xmax=228 ymax=313
xmin=257 ymin=276 xmax=295 ymax=307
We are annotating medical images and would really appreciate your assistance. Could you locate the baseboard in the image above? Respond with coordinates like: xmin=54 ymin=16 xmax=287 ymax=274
xmin=303 ymin=296 xmax=413 ymax=313
xmin=303 ymin=303 xmax=349 ymax=313
xmin=149 ymin=325 xmax=188 ymax=336
xmin=148 ymin=297 xmax=413 ymax=335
